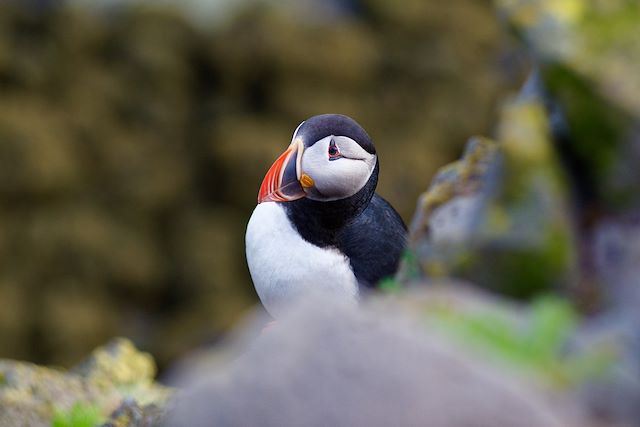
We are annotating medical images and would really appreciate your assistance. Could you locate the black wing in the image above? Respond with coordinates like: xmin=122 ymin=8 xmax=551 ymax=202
xmin=336 ymin=194 xmax=407 ymax=288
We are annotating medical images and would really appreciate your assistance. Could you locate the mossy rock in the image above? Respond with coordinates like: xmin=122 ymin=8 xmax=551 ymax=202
xmin=403 ymin=98 xmax=576 ymax=298
xmin=0 ymin=338 xmax=172 ymax=427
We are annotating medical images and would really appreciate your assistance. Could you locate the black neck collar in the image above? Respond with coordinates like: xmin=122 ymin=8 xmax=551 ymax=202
xmin=284 ymin=161 xmax=379 ymax=247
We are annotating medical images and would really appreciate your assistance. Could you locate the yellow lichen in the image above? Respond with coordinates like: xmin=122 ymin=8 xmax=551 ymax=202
xmin=499 ymin=100 xmax=552 ymax=166
xmin=78 ymin=338 xmax=156 ymax=388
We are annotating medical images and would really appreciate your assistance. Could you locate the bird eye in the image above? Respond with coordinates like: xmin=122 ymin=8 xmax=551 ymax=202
xmin=328 ymin=140 xmax=341 ymax=160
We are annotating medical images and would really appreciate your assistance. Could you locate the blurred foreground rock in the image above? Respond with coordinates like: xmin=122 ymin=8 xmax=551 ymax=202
xmin=163 ymin=288 xmax=599 ymax=427
xmin=0 ymin=338 xmax=171 ymax=427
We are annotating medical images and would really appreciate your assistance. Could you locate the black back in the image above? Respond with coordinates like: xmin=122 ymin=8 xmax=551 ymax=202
xmin=284 ymin=162 xmax=407 ymax=288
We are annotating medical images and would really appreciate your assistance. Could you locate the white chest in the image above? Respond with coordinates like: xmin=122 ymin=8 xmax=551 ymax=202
xmin=245 ymin=202 xmax=359 ymax=318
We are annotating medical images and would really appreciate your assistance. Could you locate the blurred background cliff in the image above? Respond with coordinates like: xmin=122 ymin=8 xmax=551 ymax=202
xmin=0 ymin=0 xmax=525 ymax=368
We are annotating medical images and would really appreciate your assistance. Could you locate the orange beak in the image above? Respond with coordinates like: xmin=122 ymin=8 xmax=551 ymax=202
xmin=258 ymin=140 xmax=307 ymax=203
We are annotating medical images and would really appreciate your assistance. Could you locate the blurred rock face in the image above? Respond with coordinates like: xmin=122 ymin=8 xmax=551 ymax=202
xmin=403 ymin=0 xmax=640 ymax=303
xmin=579 ymin=217 xmax=640 ymax=423
xmin=398 ymin=1 xmax=640 ymax=424
xmin=402 ymin=97 xmax=576 ymax=298
xmin=496 ymin=0 xmax=640 ymax=209
xmin=0 ymin=1 xmax=519 ymax=367
xmin=165 ymin=291 xmax=575 ymax=427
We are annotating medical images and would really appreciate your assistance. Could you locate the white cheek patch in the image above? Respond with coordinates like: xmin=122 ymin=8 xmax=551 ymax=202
xmin=301 ymin=135 xmax=376 ymax=201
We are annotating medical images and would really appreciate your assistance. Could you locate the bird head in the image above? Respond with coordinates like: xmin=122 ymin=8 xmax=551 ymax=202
xmin=258 ymin=114 xmax=377 ymax=203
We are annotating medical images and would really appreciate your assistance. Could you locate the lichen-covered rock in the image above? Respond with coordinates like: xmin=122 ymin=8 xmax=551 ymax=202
xmin=102 ymin=399 xmax=169 ymax=427
xmin=403 ymin=97 xmax=576 ymax=298
xmin=0 ymin=338 xmax=171 ymax=427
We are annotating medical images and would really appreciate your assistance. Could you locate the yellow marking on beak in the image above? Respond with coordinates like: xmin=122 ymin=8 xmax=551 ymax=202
xmin=300 ymin=173 xmax=315 ymax=188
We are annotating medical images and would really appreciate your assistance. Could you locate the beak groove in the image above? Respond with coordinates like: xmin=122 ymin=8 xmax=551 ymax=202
xmin=258 ymin=140 xmax=306 ymax=203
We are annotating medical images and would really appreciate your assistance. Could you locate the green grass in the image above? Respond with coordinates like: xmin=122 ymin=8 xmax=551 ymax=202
xmin=51 ymin=402 xmax=106 ymax=427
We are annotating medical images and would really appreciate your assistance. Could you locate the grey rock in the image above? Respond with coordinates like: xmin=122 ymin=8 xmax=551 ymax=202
xmin=165 ymin=290 xmax=579 ymax=427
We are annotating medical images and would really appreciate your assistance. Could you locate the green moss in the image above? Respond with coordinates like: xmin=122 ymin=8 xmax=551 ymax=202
xmin=544 ymin=226 xmax=574 ymax=276
xmin=582 ymin=1 xmax=640 ymax=48
xmin=485 ymin=205 xmax=510 ymax=235
xmin=399 ymin=249 xmax=421 ymax=280
xmin=378 ymin=278 xmax=402 ymax=293
xmin=543 ymin=64 xmax=626 ymax=185
xmin=51 ymin=403 xmax=106 ymax=427
xmin=458 ymin=234 xmax=573 ymax=299
xmin=429 ymin=296 xmax=614 ymax=387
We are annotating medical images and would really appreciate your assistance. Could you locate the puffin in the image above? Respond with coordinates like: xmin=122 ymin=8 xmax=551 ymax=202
xmin=245 ymin=114 xmax=407 ymax=317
